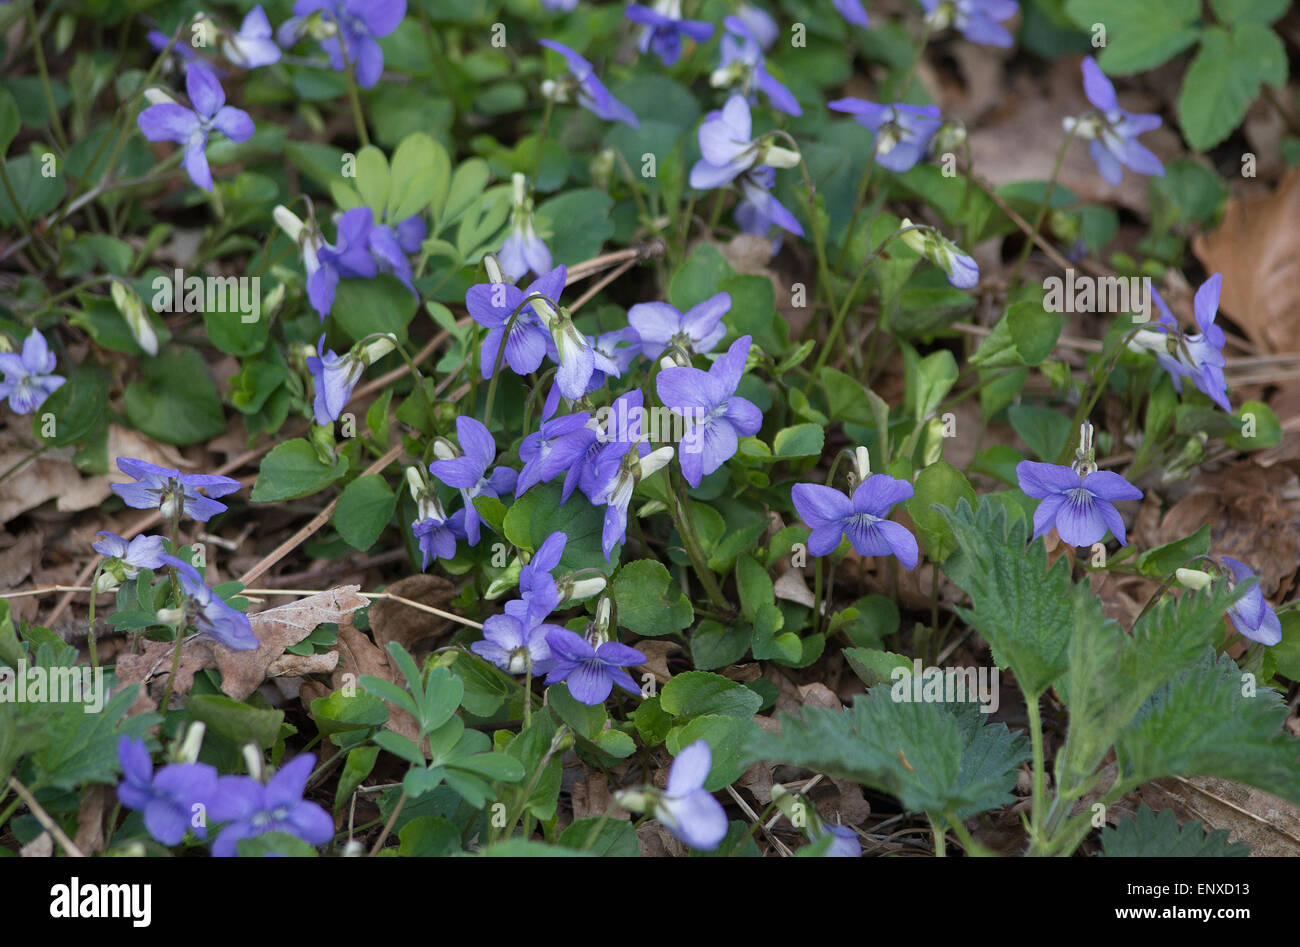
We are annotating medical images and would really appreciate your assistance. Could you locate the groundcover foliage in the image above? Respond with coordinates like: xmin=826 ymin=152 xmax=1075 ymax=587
xmin=0 ymin=0 xmax=1297 ymax=859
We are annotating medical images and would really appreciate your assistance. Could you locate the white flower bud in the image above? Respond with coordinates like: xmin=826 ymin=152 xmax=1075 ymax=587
xmin=1175 ymin=568 xmax=1213 ymax=590
xmin=273 ymin=205 xmax=306 ymax=243
xmin=111 ymin=281 xmax=159 ymax=356
xmin=144 ymin=88 xmax=177 ymax=106
xmin=176 ymin=721 xmax=206 ymax=763
xmin=242 ymin=744 xmax=264 ymax=782
xmin=637 ymin=446 xmax=675 ymax=479
xmin=360 ymin=333 xmax=398 ymax=366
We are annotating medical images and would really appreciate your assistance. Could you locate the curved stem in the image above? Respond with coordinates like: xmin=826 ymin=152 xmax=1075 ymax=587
xmin=1009 ymin=129 xmax=1074 ymax=288
xmin=482 ymin=291 xmax=562 ymax=424
xmin=668 ymin=467 xmax=730 ymax=613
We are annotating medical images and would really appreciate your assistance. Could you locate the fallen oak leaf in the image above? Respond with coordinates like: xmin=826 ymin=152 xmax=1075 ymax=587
xmin=116 ymin=586 xmax=366 ymax=713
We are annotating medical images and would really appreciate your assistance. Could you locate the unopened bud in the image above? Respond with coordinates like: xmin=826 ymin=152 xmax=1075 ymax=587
xmin=176 ymin=721 xmax=206 ymax=763
xmin=1175 ymin=568 xmax=1213 ymax=590
xmin=111 ymin=281 xmax=159 ymax=356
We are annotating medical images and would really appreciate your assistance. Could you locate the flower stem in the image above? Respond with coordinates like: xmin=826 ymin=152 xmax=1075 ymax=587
xmin=1009 ymin=129 xmax=1074 ymax=288
xmin=87 ymin=563 xmax=104 ymax=669
xmin=330 ymin=15 xmax=371 ymax=148
xmin=1025 ymin=693 xmax=1047 ymax=844
xmin=668 ymin=468 xmax=730 ymax=614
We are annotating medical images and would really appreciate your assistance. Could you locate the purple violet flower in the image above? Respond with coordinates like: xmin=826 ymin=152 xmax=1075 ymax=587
xmin=93 ymin=532 xmax=168 ymax=577
xmin=137 ymin=62 xmax=254 ymax=192
xmin=224 ymin=5 xmax=283 ymax=68
xmin=1143 ymin=276 xmax=1230 ymax=412
xmin=539 ymin=39 xmax=640 ymax=128
xmin=1223 ymin=558 xmax=1282 ymax=646
xmin=543 ymin=627 xmax=646 ymax=704
xmin=655 ymin=741 xmax=728 ymax=850
xmin=116 ymin=737 xmax=218 ymax=846
xmin=412 ymin=507 xmax=466 ymax=570
xmin=428 ymin=416 xmax=518 ymax=546
xmin=656 ymin=335 xmax=763 ymax=488
xmin=161 ymin=554 xmax=260 ymax=651
xmin=279 ymin=0 xmax=405 ymax=89
xmin=518 ymin=410 xmax=597 ymax=498
xmin=811 ymin=822 xmax=862 ymax=857
xmin=1067 ymin=57 xmax=1164 ymax=187
xmin=111 ymin=458 xmax=241 ymax=523
xmin=208 ymin=754 xmax=334 ymax=856
xmin=713 ymin=16 xmax=801 ymax=117
xmin=920 ymin=0 xmax=1019 ymax=48
xmin=628 ymin=291 xmax=730 ymax=360
xmin=0 ymin=328 xmax=65 ymax=415
xmin=626 ymin=1 xmax=715 ymax=67
xmin=735 ymin=166 xmax=805 ymax=245
xmin=306 ymin=335 xmax=363 ymax=426
xmin=466 ymin=266 xmax=567 ymax=380
xmin=737 ymin=4 xmax=778 ymax=50
xmin=473 ymin=613 xmax=561 ymax=675
xmin=827 ymin=98 xmax=941 ymax=173
xmin=835 ymin=0 xmax=871 ymax=28
xmin=1015 ymin=460 xmax=1143 ymax=547
xmin=791 ymin=476 xmax=919 ymax=566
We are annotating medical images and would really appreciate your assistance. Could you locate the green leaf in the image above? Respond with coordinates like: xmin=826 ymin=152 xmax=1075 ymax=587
xmin=610 ymin=559 xmax=693 ymax=637
xmin=534 ymin=188 xmax=615 ymax=265
xmin=333 ymin=474 xmax=397 ymax=551
xmin=1055 ymin=582 xmax=1239 ymax=786
xmin=842 ymin=648 xmax=914 ymax=688
xmin=311 ymin=691 xmax=389 ymax=738
xmin=237 ymin=831 xmax=319 ymax=857
xmin=398 ymin=815 xmax=461 ymax=857
xmin=335 ymin=746 xmax=380 ymax=812
xmin=660 ymin=671 xmax=762 ymax=719
xmin=1177 ymin=27 xmax=1261 ymax=151
xmin=1271 ymin=611 xmax=1300 ymax=682
xmin=1008 ymin=404 xmax=1070 ymax=462
xmin=123 ymin=349 xmax=225 ymax=446
xmin=331 ymin=275 xmax=419 ymax=345
xmin=1006 ymin=301 xmax=1064 ymax=366
xmin=34 ymin=366 xmax=107 ymax=448
xmin=772 ymin=423 xmax=824 ymax=458
xmin=1101 ymin=803 xmax=1249 ymax=857
xmin=666 ymin=715 xmax=757 ymax=792
xmin=903 ymin=346 xmax=959 ymax=422
xmin=1064 ymin=0 xmax=1201 ymax=74
xmin=1209 ymin=0 xmax=1289 ymax=25
xmin=548 ymin=682 xmax=607 ymax=741
xmin=558 ymin=817 xmax=640 ymax=856
xmin=669 ymin=243 xmax=734 ymax=311
xmin=1135 ymin=524 xmax=1211 ymax=577
xmin=746 ymin=689 xmax=1029 ymax=819
xmin=1115 ymin=652 xmax=1300 ymax=805
xmin=251 ymin=439 xmax=349 ymax=502
xmin=187 ymin=695 xmax=283 ymax=749
xmin=904 ymin=460 xmax=975 ymax=563
xmin=690 ymin=620 xmax=752 ymax=671
xmin=503 ymin=481 xmax=613 ymax=572
xmin=735 ymin=554 xmax=774 ymax=623
xmin=939 ymin=497 xmax=1075 ymax=697
xmin=0 ymin=89 xmax=19 ymax=156
xmin=389 ymin=134 xmax=448 ymax=222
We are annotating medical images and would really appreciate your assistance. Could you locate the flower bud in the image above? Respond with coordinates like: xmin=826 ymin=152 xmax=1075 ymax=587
xmin=157 ymin=606 xmax=185 ymax=627
xmin=483 ymin=253 xmax=505 ymax=285
xmin=359 ymin=333 xmax=398 ymax=366
xmin=143 ymin=88 xmax=177 ymax=106
xmin=111 ymin=281 xmax=159 ymax=356
xmin=273 ymin=205 xmax=306 ymax=243
xmin=558 ymin=573 xmax=606 ymax=603
xmin=242 ymin=744 xmax=264 ymax=782
xmin=176 ymin=721 xmax=206 ymax=763
xmin=614 ymin=789 xmax=651 ymax=812
xmin=1175 ymin=568 xmax=1213 ymax=590
xmin=485 ymin=558 xmax=524 ymax=600
xmin=637 ymin=446 xmax=675 ymax=480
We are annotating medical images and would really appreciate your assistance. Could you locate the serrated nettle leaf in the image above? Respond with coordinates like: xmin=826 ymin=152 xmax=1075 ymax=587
xmin=940 ymin=497 xmax=1074 ymax=697
xmin=1115 ymin=652 xmax=1300 ymax=805
xmin=1055 ymin=582 xmax=1241 ymax=789
xmin=1101 ymin=802 xmax=1250 ymax=857
xmin=747 ymin=689 xmax=1028 ymax=820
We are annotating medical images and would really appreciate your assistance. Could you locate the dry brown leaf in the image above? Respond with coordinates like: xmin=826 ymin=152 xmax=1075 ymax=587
xmin=1193 ymin=168 xmax=1300 ymax=353
xmin=0 ymin=530 xmax=42 ymax=589
xmin=74 ymin=784 xmax=109 ymax=855
xmin=367 ymin=574 xmax=457 ymax=654
xmin=1140 ymin=775 xmax=1300 ymax=857
xmin=116 ymin=586 xmax=366 ymax=712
